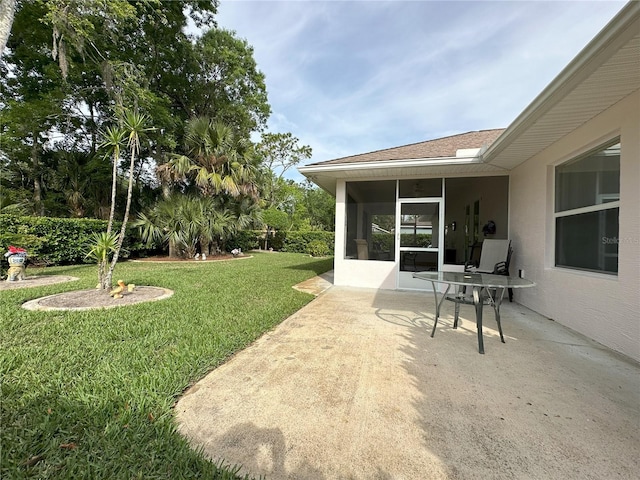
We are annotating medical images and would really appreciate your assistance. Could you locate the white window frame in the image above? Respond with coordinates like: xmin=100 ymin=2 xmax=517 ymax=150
xmin=553 ymin=139 xmax=620 ymax=275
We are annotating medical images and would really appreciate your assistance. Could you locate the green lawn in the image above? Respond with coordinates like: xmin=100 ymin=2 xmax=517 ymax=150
xmin=1 ymin=252 xmax=333 ymax=479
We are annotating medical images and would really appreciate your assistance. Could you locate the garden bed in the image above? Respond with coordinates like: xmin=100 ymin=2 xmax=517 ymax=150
xmin=130 ymin=254 xmax=252 ymax=262
xmin=22 ymin=286 xmax=173 ymax=311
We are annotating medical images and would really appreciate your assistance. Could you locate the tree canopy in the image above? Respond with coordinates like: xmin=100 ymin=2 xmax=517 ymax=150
xmin=1 ymin=0 xmax=335 ymax=254
xmin=1 ymin=0 xmax=268 ymax=218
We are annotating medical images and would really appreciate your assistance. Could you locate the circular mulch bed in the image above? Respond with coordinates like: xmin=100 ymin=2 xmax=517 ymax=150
xmin=22 ymin=286 xmax=174 ymax=311
xmin=0 ymin=275 xmax=79 ymax=291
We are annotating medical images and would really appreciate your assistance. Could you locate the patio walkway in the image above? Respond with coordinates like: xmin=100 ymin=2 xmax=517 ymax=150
xmin=176 ymin=285 xmax=640 ymax=480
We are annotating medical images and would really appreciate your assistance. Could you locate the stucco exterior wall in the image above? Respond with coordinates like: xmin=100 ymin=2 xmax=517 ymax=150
xmin=509 ymin=89 xmax=640 ymax=362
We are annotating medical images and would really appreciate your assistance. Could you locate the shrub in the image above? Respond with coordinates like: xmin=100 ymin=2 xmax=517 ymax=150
xmin=0 ymin=232 xmax=45 ymax=259
xmin=372 ymin=233 xmax=395 ymax=253
xmin=306 ymin=239 xmax=331 ymax=257
xmin=400 ymin=233 xmax=432 ymax=247
xmin=271 ymin=230 xmax=286 ymax=250
xmin=280 ymin=231 xmax=334 ymax=254
xmin=227 ymin=229 xmax=335 ymax=255
xmin=228 ymin=230 xmax=262 ymax=252
xmin=0 ymin=214 xmax=146 ymax=266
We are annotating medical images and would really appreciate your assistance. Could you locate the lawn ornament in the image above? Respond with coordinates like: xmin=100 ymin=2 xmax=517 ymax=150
xmin=5 ymin=246 xmax=27 ymax=282
xmin=109 ymin=280 xmax=126 ymax=297
xmin=108 ymin=280 xmax=135 ymax=299
xmin=231 ymin=248 xmax=242 ymax=257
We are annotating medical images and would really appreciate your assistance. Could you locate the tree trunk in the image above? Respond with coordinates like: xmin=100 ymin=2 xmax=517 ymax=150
xmin=134 ymin=156 xmax=143 ymax=190
xmin=98 ymin=259 xmax=106 ymax=289
xmin=210 ymin=240 xmax=220 ymax=256
xmin=105 ymin=147 xmax=135 ymax=288
xmin=0 ymin=0 xmax=17 ymax=58
xmin=31 ymin=135 xmax=43 ymax=216
xmin=106 ymin=149 xmax=118 ymax=236
xmin=264 ymin=226 xmax=272 ymax=250
xmin=168 ymin=238 xmax=178 ymax=258
xmin=200 ymin=237 xmax=210 ymax=257
xmin=161 ymin=182 xmax=171 ymax=199
xmin=89 ymin=102 xmax=97 ymax=154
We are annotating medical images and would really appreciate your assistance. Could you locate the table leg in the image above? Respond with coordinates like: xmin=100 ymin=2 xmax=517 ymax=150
xmin=490 ymin=288 xmax=506 ymax=343
xmin=430 ymin=282 xmax=451 ymax=338
xmin=473 ymin=286 xmax=484 ymax=354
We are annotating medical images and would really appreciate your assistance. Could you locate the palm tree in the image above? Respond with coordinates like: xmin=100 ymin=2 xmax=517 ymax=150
xmin=99 ymin=125 xmax=127 ymax=236
xmin=0 ymin=193 xmax=28 ymax=215
xmin=157 ymin=117 xmax=259 ymax=200
xmin=134 ymin=195 xmax=211 ymax=258
xmin=135 ymin=199 xmax=174 ymax=259
xmin=103 ymin=109 xmax=151 ymax=289
xmin=134 ymin=194 xmax=258 ymax=259
xmin=226 ymin=195 xmax=263 ymax=248
xmin=51 ymin=151 xmax=98 ymax=218
xmin=199 ymin=198 xmax=235 ymax=255
xmin=85 ymin=231 xmax=119 ymax=289
xmin=156 ymin=154 xmax=191 ymax=200
xmin=151 ymin=117 xmax=261 ymax=258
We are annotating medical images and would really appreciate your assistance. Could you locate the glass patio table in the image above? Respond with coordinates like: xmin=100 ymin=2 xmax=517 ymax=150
xmin=413 ymin=271 xmax=536 ymax=354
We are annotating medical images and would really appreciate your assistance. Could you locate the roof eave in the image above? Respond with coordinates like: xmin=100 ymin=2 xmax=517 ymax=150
xmin=483 ymin=1 xmax=640 ymax=168
xmin=298 ymin=155 xmax=481 ymax=175
xmin=299 ymin=155 xmax=493 ymax=195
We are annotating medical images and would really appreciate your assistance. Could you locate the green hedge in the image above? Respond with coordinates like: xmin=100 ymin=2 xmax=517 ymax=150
xmin=0 ymin=215 xmax=334 ymax=267
xmin=228 ymin=230 xmax=335 ymax=255
xmin=227 ymin=230 xmax=263 ymax=252
xmin=279 ymin=231 xmax=334 ymax=254
xmin=306 ymin=239 xmax=331 ymax=257
xmin=400 ymin=233 xmax=432 ymax=247
xmin=0 ymin=214 xmax=145 ymax=266
xmin=0 ymin=214 xmax=335 ymax=265
xmin=372 ymin=233 xmax=395 ymax=252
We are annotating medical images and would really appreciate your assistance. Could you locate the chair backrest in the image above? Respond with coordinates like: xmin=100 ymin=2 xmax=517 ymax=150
xmin=468 ymin=242 xmax=482 ymax=267
xmin=477 ymin=239 xmax=511 ymax=272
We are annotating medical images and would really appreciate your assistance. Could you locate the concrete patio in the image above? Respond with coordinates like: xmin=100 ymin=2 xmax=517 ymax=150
xmin=176 ymin=285 xmax=640 ymax=479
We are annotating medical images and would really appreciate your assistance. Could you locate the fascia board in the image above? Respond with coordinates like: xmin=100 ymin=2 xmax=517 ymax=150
xmin=482 ymin=1 xmax=640 ymax=165
xmin=298 ymin=155 xmax=480 ymax=175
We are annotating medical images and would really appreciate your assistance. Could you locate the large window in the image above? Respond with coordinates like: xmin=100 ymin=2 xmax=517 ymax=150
xmin=345 ymin=180 xmax=396 ymax=261
xmin=443 ymin=176 xmax=509 ymax=265
xmin=555 ymin=140 xmax=620 ymax=274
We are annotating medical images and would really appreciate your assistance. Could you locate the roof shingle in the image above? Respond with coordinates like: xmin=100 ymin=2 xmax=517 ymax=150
xmin=309 ymin=129 xmax=505 ymax=166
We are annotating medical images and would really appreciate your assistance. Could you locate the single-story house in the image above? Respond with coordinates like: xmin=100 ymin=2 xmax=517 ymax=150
xmin=299 ymin=1 xmax=639 ymax=362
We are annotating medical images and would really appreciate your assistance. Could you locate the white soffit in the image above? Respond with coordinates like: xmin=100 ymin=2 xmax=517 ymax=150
xmin=301 ymin=161 xmax=506 ymax=195
xmin=484 ymin=2 xmax=640 ymax=169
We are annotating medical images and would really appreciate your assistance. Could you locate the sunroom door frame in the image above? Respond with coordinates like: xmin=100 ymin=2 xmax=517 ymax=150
xmin=396 ymin=191 xmax=445 ymax=290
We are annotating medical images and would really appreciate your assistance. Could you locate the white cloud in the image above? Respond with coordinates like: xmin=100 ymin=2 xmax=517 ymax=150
xmin=216 ymin=0 xmax=627 ymax=180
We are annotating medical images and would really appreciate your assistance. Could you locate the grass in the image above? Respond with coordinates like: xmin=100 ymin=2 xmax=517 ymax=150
xmin=0 ymin=252 xmax=333 ymax=479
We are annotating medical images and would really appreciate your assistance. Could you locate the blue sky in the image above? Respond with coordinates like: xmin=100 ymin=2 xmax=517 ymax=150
xmin=215 ymin=0 xmax=627 ymax=180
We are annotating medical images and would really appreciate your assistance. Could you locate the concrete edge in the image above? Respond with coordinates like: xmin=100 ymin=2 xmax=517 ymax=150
xmin=292 ymin=271 xmax=334 ymax=296
xmin=21 ymin=287 xmax=174 ymax=312
xmin=0 ymin=275 xmax=80 ymax=291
